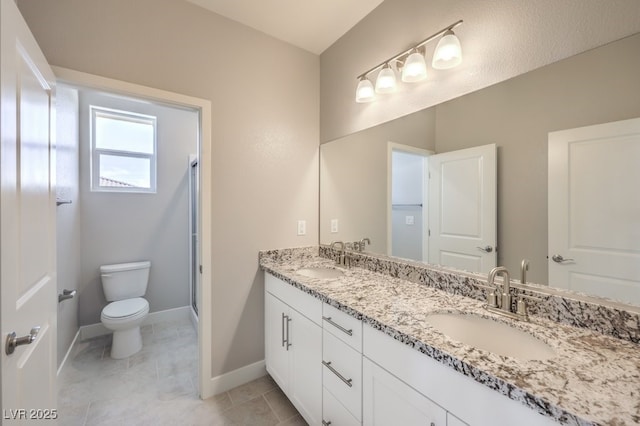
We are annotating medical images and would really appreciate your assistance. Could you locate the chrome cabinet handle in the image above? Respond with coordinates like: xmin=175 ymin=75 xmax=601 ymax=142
xmin=552 ymin=254 xmax=574 ymax=263
xmin=281 ymin=313 xmax=286 ymax=348
xmin=322 ymin=421 xmax=332 ymax=426
xmin=322 ymin=316 xmax=353 ymax=336
xmin=6 ymin=326 xmax=40 ymax=355
xmin=476 ymin=245 xmax=493 ymax=253
xmin=322 ymin=360 xmax=353 ymax=387
xmin=285 ymin=316 xmax=291 ymax=350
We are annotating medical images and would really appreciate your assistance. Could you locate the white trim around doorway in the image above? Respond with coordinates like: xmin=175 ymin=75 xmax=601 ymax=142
xmin=52 ymin=66 xmax=215 ymax=399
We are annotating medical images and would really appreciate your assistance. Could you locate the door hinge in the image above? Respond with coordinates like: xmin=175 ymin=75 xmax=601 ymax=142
xmin=199 ymin=265 xmax=203 ymax=274
xmin=428 ymin=229 xmax=431 ymax=236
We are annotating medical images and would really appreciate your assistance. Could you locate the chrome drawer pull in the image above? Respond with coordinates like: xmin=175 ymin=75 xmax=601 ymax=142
xmin=322 ymin=421 xmax=332 ymax=426
xmin=322 ymin=360 xmax=353 ymax=388
xmin=322 ymin=316 xmax=353 ymax=336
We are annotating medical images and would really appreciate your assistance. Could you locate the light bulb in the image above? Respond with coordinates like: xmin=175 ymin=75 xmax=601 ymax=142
xmin=401 ymin=49 xmax=427 ymax=82
xmin=375 ymin=64 xmax=397 ymax=93
xmin=432 ymin=29 xmax=462 ymax=70
xmin=355 ymin=77 xmax=375 ymax=103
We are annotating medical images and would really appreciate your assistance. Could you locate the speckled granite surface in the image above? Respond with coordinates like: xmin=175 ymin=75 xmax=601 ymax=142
xmin=259 ymin=247 xmax=640 ymax=426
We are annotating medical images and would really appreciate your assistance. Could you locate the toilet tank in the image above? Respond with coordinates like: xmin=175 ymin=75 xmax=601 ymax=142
xmin=100 ymin=261 xmax=151 ymax=302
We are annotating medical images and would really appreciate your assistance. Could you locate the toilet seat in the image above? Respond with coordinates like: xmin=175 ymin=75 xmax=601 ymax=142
xmin=101 ymin=297 xmax=149 ymax=321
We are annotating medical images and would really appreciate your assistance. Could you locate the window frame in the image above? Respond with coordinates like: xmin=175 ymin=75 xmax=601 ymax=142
xmin=90 ymin=106 xmax=157 ymax=193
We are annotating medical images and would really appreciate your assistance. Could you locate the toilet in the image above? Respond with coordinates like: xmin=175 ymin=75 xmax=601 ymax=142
xmin=100 ymin=261 xmax=151 ymax=359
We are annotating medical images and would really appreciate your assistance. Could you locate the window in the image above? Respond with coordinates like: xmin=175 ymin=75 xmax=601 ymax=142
xmin=90 ymin=106 xmax=157 ymax=193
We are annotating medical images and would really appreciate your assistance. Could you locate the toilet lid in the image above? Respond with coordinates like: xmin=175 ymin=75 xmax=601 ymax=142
xmin=103 ymin=297 xmax=148 ymax=319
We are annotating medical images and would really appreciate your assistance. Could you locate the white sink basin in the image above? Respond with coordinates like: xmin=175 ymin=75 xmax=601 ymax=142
xmin=296 ymin=267 xmax=344 ymax=279
xmin=425 ymin=313 xmax=555 ymax=361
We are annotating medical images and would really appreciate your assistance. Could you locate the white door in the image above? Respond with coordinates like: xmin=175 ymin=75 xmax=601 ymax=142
xmin=1 ymin=0 xmax=57 ymax=419
xmin=428 ymin=144 xmax=497 ymax=273
xmin=548 ymin=118 xmax=640 ymax=304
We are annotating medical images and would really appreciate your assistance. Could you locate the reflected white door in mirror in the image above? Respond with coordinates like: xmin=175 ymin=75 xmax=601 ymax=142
xmin=549 ymin=117 xmax=640 ymax=305
xmin=388 ymin=142 xmax=497 ymax=274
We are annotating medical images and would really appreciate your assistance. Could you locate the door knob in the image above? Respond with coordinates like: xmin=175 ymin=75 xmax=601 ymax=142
xmin=476 ymin=245 xmax=493 ymax=253
xmin=5 ymin=326 xmax=40 ymax=355
xmin=551 ymin=254 xmax=574 ymax=263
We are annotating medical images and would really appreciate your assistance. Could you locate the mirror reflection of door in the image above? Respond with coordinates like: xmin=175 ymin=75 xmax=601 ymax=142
xmin=548 ymin=118 xmax=640 ymax=304
xmin=389 ymin=144 xmax=431 ymax=261
xmin=428 ymin=144 xmax=497 ymax=274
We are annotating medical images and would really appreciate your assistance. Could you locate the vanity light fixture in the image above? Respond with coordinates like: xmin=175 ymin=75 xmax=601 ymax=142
xmin=355 ymin=20 xmax=463 ymax=103
xmin=355 ymin=76 xmax=376 ymax=103
xmin=375 ymin=63 xmax=397 ymax=93
xmin=401 ymin=48 xmax=428 ymax=82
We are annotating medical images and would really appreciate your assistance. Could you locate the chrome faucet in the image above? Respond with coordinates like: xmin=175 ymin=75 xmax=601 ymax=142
xmin=488 ymin=266 xmax=511 ymax=312
xmin=480 ymin=265 xmax=541 ymax=321
xmin=358 ymin=237 xmax=371 ymax=252
xmin=330 ymin=241 xmax=344 ymax=264
xmin=521 ymin=259 xmax=529 ymax=284
xmin=330 ymin=241 xmax=351 ymax=268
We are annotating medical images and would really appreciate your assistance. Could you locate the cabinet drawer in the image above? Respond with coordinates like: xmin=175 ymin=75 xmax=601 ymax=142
xmin=322 ymin=303 xmax=362 ymax=352
xmin=323 ymin=330 xmax=362 ymax=421
xmin=323 ymin=387 xmax=361 ymax=426
xmin=266 ymin=273 xmax=322 ymax=326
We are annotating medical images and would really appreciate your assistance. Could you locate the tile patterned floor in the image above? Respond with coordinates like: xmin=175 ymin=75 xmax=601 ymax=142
xmin=58 ymin=317 xmax=306 ymax=425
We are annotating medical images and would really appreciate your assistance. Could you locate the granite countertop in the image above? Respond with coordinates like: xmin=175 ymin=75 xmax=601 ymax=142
xmin=260 ymin=253 xmax=640 ymax=426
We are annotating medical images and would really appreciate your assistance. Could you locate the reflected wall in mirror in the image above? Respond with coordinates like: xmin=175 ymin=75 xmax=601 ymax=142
xmin=320 ymin=33 xmax=640 ymax=306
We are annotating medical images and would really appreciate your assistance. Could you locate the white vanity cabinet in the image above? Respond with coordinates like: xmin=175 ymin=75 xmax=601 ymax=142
xmin=264 ymin=272 xmax=559 ymax=426
xmin=363 ymin=324 xmax=558 ymax=426
xmin=265 ymin=274 xmax=322 ymax=425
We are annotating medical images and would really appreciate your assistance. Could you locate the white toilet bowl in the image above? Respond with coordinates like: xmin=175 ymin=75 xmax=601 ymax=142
xmin=99 ymin=261 xmax=151 ymax=359
xmin=101 ymin=297 xmax=149 ymax=359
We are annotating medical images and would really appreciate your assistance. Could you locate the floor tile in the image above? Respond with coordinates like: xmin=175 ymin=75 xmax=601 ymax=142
xmin=57 ymin=317 xmax=302 ymax=425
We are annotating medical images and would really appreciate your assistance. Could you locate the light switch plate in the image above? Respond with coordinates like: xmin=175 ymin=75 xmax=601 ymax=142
xmin=330 ymin=219 xmax=338 ymax=233
xmin=297 ymin=220 xmax=306 ymax=236
xmin=405 ymin=216 xmax=415 ymax=225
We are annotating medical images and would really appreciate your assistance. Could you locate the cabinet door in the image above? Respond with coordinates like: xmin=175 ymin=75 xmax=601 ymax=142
xmin=363 ymin=358 xmax=447 ymax=426
xmin=289 ymin=308 xmax=323 ymax=425
xmin=265 ymin=293 xmax=290 ymax=390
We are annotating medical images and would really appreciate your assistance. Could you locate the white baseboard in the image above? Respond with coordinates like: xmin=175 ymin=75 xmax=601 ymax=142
xmin=202 ymin=360 xmax=267 ymax=398
xmin=57 ymin=329 xmax=80 ymax=377
xmin=79 ymin=305 xmax=191 ymax=340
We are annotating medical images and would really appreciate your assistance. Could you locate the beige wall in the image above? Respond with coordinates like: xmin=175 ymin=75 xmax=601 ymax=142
xmin=17 ymin=0 xmax=319 ymax=378
xmin=320 ymin=0 xmax=640 ymax=142
xmin=320 ymin=108 xmax=435 ymax=252
xmin=435 ymin=33 xmax=640 ymax=284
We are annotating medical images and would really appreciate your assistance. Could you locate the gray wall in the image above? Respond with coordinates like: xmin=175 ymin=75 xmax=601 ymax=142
xmin=77 ymin=90 xmax=197 ymax=326
xmin=320 ymin=0 xmax=640 ymax=142
xmin=17 ymin=0 xmax=319 ymax=377
xmin=56 ymin=85 xmax=81 ymax=367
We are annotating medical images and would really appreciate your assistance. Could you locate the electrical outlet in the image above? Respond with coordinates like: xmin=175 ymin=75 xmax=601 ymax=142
xmin=330 ymin=219 xmax=338 ymax=233
xmin=297 ymin=220 xmax=306 ymax=236
xmin=405 ymin=215 xmax=415 ymax=225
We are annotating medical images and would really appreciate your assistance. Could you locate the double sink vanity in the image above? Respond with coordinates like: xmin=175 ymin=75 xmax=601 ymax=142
xmin=260 ymin=246 xmax=640 ymax=426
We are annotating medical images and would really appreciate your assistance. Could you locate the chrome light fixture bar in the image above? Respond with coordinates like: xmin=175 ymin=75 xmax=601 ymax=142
xmin=355 ymin=20 xmax=463 ymax=103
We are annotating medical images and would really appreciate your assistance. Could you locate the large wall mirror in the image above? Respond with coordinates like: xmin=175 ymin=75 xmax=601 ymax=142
xmin=320 ymin=33 xmax=640 ymax=306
